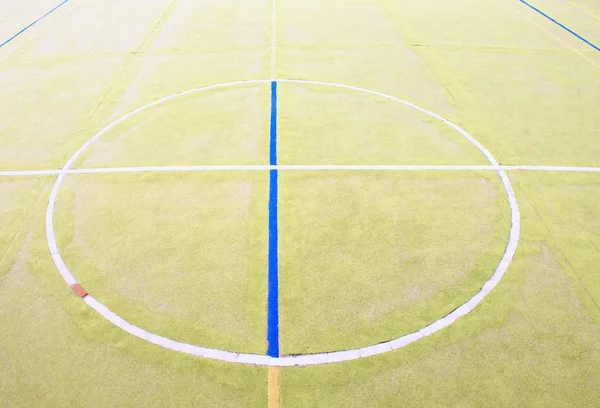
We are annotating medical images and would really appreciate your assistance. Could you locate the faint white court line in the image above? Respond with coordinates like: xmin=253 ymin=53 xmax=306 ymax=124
xmin=270 ymin=0 xmax=277 ymax=78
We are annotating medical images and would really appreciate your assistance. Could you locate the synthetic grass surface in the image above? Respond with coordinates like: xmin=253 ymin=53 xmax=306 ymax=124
xmin=78 ymin=85 xmax=271 ymax=168
xmin=0 ymin=0 xmax=60 ymax=42
xmin=279 ymin=172 xmax=600 ymax=408
xmin=277 ymin=82 xmax=487 ymax=165
xmin=0 ymin=178 xmax=267 ymax=407
xmin=1 ymin=0 xmax=600 ymax=406
xmin=54 ymin=172 xmax=269 ymax=354
xmin=278 ymin=171 xmax=509 ymax=354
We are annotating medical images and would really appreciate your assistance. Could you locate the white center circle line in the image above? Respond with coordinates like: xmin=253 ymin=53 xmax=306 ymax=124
xmin=45 ymin=78 xmax=521 ymax=366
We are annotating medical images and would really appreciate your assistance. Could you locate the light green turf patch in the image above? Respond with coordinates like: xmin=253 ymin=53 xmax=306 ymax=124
xmin=0 ymin=0 xmax=59 ymax=42
xmin=277 ymin=82 xmax=488 ymax=165
xmin=0 ymin=219 xmax=266 ymax=408
xmin=0 ymin=0 xmax=176 ymax=171
xmin=415 ymin=47 xmax=600 ymax=166
xmin=53 ymin=171 xmax=269 ymax=354
xmin=510 ymin=171 xmax=600 ymax=311
xmin=0 ymin=177 xmax=49 ymax=279
xmin=147 ymin=0 xmax=271 ymax=54
xmin=78 ymin=84 xmax=271 ymax=168
xmin=91 ymin=50 xmax=270 ymax=123
xmin=14 ymin=0 xmax=174 ymax=58
xmin=524 ymin=0 xmax=600 ymax=47
xmin=277 ymin=0 xmax=600 ymax=167
xmin=279 ymin=176 xmax=600 ymax=407
xmin=277 ymin=45 xmax=460 ymax=120
xmin=0 ymin=0 xmax=272 ymax=172
xmin=0 ymin=56 xmax=128 ymax=170
xmin=278 ymin=0 xmax=400 ymax=48
xmin=380 ymin=0 xmax=587 ymax=49
xmin=278 ymin=171 xmax=509 ymax=354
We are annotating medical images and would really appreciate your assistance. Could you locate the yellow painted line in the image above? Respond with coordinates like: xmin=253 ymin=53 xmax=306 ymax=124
xmin=567 ymin=0 xmax=600 ymax=22
xmin=268 ymin=366 xmax=280 ymax=408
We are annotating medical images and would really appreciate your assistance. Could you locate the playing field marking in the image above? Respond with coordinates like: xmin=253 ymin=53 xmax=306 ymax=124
xmin=519 ymin=0 xmax=600 ymax=53
xmin=503 ymin=165 xmax=600 ymax=172
xmin=270 ymin=0 xmax=277 ymax=78
xmin=268 ymin=366 xmax=281 ymax=408
xmin=34 ymin=77 xmax=595 ymax=366
xmin=566 ymin=0 xmax=600 ymax=22
xmin=267 ymin=81 xmax=280 ymax=358
xmin=268 ymin=12 xmax=281 ymax=408
xmin=0 ymin=169 xmax=61 ymax=177
xmin=2 ymin=165 xmax=600 ymax=178
xmin=511 ymin=3 xmax=600 ymax=71
xmin=270 ymin=82 xmax=278 ymax=166
xmin=44 ymin=78 xmax=520 ymax=366
xmin=0 ymin=0 xmax=70 ymax=49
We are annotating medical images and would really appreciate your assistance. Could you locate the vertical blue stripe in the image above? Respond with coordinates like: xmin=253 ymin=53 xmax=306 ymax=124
xmin=0 ymin=0 xmax=70 ymax=49
xmin=267 ymin=81 xmax=279 ymax=357
xmin=520 ymin=0 xmax=600 ymax=53
xmin=269 ymin=81 xmax=278 ymax=166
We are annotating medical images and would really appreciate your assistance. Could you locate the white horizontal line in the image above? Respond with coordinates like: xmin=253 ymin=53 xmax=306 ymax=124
xmin=501 ymin=165 xmax=600 ymax=172
xmin=0 ymin=169 xmax=61 ymax=176
xmin=71 ymin=165 xmax=274 ymax=173
xmin=1 ymin=164 xmax=599 ymax=177
xmin=67 ymin=164 xmax=497 ymax=173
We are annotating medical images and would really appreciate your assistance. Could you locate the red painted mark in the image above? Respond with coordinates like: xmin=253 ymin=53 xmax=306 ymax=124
xmin=70 ymin=283 xmax=88 ymax=298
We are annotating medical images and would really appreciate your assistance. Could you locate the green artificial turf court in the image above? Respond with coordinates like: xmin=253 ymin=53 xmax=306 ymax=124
xmin=1 ymin=0 xmax=600 ymax=407
xmin=278 ymin=170 xmax=509 ymax=354
xmin=54 ymin=171 xmax=270 ymax=353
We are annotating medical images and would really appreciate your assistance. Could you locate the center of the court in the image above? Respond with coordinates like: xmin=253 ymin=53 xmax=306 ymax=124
xmin=45 ymin=79 xmax=520 ymax=366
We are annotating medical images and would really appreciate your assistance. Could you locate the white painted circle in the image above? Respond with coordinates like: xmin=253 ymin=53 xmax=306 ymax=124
xmin=46 ymin=79 xmax=521 ymax=366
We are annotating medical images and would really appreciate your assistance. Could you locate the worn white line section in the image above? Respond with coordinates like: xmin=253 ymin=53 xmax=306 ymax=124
xmin=44 ymin=78 xmax=523 ymax=366
xmin=82 ymin=296 xmax=277 ymax=364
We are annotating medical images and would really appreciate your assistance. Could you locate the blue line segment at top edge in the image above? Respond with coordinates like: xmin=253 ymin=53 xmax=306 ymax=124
xmin=0 ymin=0 xmax=70 ymax=49
xmin=520 ymin=0 xmax=600 ymax=53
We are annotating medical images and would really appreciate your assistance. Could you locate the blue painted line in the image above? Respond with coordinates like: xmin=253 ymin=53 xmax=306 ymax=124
xmin=269 ymin=81 xmax=278 ymax=166
xmin=267 ymin=169 xmax=279 ymax=357
xmin=0 ymin=0 xmax=70 ymax=49
xmin=267 ymin=81 xmax=279 ymax=358
xmin=520 ymin=0 xmax=600 ymax=53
